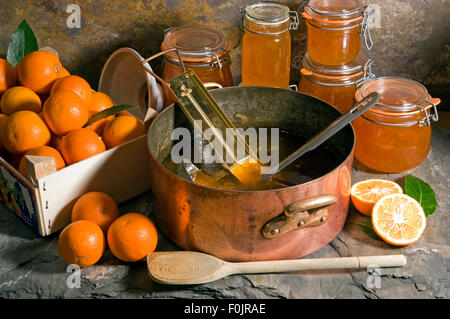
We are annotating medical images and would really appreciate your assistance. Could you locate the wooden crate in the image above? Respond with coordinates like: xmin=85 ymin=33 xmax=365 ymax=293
xmin=0 ymin=132 xmax=152 ymax=236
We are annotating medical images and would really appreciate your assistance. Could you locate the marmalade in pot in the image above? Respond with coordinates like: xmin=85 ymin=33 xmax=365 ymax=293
xmin=162 ymin=130 xmax=343 ymax=191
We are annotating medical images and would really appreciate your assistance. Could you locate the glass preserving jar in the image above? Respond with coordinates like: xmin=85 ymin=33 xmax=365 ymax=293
xmin=161 ymin=25 xmax=234 ymax=88
xmin=353 ymin=77 xmax=440 ymax=173
xmin=298 ymin=54 xmax=374 ymax=113
xmin=241 ymin=2 xmax=299 ymax=88
xmin=302 ymin=0 xmax=374 ymax=66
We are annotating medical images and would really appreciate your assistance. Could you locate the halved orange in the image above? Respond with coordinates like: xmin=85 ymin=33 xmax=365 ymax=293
xmin=351 ymin=179 xmax=403 ymax=216
xmin=372 ymin=194 xmax=426 ymax=246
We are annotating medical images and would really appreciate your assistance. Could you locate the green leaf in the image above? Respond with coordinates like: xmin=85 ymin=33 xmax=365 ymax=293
xmin=84 ymin=105 xmax=139 ymax=127
xmin=351 ymin=218 xmax=383 ymax=241
xmin=404 ymin=174 xmax=437 ymax=217
xmin=7 ymin=19 xmax=39 ymax=67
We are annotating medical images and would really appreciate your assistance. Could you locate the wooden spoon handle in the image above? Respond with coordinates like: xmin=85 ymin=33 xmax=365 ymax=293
xmin=231 ymin=255 xmax=407 ymax=275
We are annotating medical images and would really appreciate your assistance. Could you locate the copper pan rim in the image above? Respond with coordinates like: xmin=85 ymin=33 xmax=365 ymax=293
xmin=147 ymin=86 xmax=356 ymax=194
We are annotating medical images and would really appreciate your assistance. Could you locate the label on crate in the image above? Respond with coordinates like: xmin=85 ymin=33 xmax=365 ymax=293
xmin=0 ymin=166 xmax=39 ymax=232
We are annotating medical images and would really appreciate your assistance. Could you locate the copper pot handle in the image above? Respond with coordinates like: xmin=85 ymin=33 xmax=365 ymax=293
xmin=262 ymin=194 xmax=337 ymax=239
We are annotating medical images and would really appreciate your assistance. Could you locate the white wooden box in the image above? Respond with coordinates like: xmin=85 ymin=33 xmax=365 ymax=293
xmin=0 ymin=134 xmax=152 ymax=236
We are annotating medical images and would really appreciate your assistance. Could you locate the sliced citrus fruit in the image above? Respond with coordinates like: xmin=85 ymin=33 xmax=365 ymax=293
xmin=351 ymin=179 xmax=403 ymax=216
xmin=372 ymin=193 xmax=426 ymax=246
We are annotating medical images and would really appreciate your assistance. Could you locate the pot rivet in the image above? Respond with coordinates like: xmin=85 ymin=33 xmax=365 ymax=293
xmin=271 ymin=229 xmax=280 ymax=236
xmin=321 ymin=216 xmax=327 ymax=223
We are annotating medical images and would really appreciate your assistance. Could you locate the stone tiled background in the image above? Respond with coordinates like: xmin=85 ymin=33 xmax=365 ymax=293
xmin=0 ymin=0 xmax=448 ymax=96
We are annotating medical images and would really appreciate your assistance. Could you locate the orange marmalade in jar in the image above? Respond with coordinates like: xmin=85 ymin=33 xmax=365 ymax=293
xmin=353 ymin=77 xmax=441 ymax=173
xmin=298 ymin=54 xmax=374 ymax=113
xmin=302 ymin=0 xmax=374 ymax=66
xmin=241 ymin=2 xmax=299 ymax=88
xmin=161 ymin=25 xmax=233 ymax=91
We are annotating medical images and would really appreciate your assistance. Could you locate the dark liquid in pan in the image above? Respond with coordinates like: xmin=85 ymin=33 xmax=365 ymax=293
xmin=162 ymin=130 xmax=343 ymax=191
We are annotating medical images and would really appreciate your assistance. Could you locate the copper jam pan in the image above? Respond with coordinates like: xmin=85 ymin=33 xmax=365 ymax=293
xmin=147 ymin=87 xmax=354 ymax=262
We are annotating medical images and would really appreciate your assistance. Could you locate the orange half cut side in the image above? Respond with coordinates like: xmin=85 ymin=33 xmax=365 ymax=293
xmin=372 ymin=194 xmax=426 ymax=246
xmin=351 ymin=179 xmax=403 ymax=216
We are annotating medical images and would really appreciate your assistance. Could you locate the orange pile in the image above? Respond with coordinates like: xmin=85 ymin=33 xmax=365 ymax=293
xmin=0 ymin=51 xmax=146 ymax=179
xmin=58 ymin=191 xmax=158 ymax=268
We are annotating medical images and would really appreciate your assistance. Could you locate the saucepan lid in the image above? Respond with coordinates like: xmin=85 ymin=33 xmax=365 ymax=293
xmin=98 ymin=47 xmax=164 ymax=121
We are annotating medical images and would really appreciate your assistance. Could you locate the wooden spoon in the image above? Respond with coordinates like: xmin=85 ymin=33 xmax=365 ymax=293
xmin=147 ymin=251 xmax=407 ymax=285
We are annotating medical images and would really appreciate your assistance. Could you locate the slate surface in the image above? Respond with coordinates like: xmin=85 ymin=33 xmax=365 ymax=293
xmin=0 ymin=125 xmax=448 ymax=299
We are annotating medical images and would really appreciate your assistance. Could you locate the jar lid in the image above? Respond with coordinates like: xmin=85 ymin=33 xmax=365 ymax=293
xmin=245 ymin=2 xmax=290 ymax=24
xmin=356 ymin=77 xmax=430 ymax=113
xmin=301 ymin=53 xmax=373 ymax=86
xmin=308 ymin=0 xmax=361 ymax=16
xmin=162 ymin=25 xmax=231 ymax=63
xmin=356 ymin=77 xmax=441 ymax=126
xmin=303 ymin=0 xmax=363 ymax=26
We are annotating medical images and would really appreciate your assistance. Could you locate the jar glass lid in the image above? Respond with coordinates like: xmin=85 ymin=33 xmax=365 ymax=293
xmin=162 ymin=25 xmax=230 ymax=63
xmin=303 ymin=0 xmax=363 ymax=25
xmin=356 ymin=77 xmax=429 ymax=112
xmin=245 ymin=2 xmax=290 ymax=24
xmin=308 ymin=0 xmax=361 ymax=16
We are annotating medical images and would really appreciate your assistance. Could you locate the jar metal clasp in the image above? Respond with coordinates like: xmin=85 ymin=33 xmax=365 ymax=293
xmin=360 ymin=5 xmax=376 ymax=50
xmin=289 ymin=10 xmax=300 ymax=30
xmin=355 ymin=59 xmax=375 ymax=88
xmin=418 ymin=98 xmax=440 ymax=127
xmin=207 ymin=51 xmax=223 ymax=69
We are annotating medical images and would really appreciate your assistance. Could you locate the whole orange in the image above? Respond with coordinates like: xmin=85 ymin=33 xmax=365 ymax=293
xmin=59 ymin=128 xmax=106 ymax=165
xmin=0 ymin=86 xmax=42 ymax=115
xmin=50 ymin=75 xmax=93 ymax=106
xmin=42 ymin=90 xmax=89 ymax=135
xmin=58 ymin=220 xmax=105 ymax=268
xmin=87 ymin=92 xmax=114 ymax=115
xmin=107 ymin=213 xmax=158 ymax=262
xmin=0 ymin=58 xmax=17 ymax=96
xmin=102 ymin=115 xmax=146 ymax=149
xmin=71 ymin=191 xmax=120 ymax=234
xmin=18 ymin=145 xmax=66 ymax=178
xmin=85 ymin=92 xmax=115 ymax=136
xmin=16 ymin=51 xmax=63 ymax=95
xmin=2 ymin=110 xmax=51 ymax=154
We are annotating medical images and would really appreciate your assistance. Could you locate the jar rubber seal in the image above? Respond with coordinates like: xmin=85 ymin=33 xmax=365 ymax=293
xmin=301 ymin=54 xmax=375 ymax=87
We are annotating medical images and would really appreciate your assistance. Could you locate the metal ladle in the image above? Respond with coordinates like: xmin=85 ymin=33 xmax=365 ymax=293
xmin=261 ymin=92 xmax=379 ymax=181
